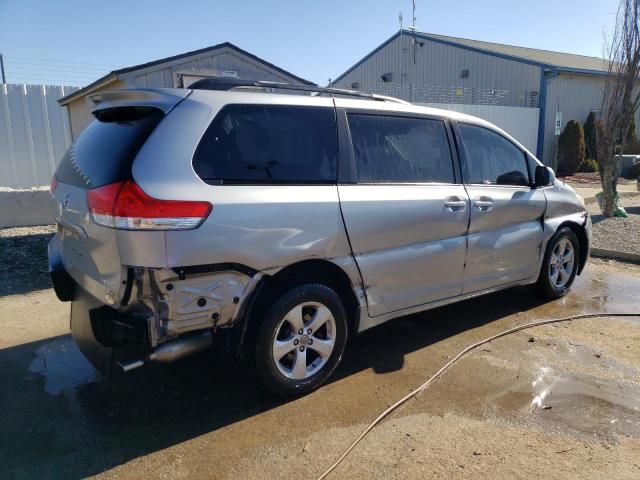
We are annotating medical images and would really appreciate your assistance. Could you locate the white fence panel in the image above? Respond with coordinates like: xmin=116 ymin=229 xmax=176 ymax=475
xmin=0 ymin=84 xmax=78 ymax=188
xmin=422 ymin=103 xmax=540 ymax=154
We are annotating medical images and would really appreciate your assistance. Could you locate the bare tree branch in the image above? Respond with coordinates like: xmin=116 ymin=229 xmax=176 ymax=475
xmin=597 ymin=0 xmax=640 ymax=216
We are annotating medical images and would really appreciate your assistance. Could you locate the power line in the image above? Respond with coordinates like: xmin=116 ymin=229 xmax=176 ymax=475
xmin=6 ymin=62 xmax=111 ymax=73
xmin=7 ymin=68 xmax=108 ymax=78
xmin=5 ymin=69 xmax=100 ymax=78
xmin=5 ymin=55 xmax=119 ymax=68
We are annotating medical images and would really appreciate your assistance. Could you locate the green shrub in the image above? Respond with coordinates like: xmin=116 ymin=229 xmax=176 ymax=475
xmin=577 ymin=158 xmax=599 ymax=173
xmin=583 ymin=112 xmax=598 ymax=161
xmin=558 ymin=120 xmax=586 ymax=175
xmin=623 ymin=116 xmax=640 ymax=154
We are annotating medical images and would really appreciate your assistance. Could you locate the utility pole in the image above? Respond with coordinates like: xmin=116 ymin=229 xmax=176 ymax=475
xmin=0 ymin=54 xmax=6 ymax=84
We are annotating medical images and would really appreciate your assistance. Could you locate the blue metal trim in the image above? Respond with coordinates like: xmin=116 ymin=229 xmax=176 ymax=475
xmin=331 ymin=31 xmax=402 ymax=85
xmin=553 ymin=66 xmax=610 ymax=77
xmin=536 ymin=68 xmax=548 ymax=160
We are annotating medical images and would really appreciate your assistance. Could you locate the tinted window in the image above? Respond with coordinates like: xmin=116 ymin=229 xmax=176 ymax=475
xmin=459 ymin=124 xmax=529 ymax=186
xmin=55 ymin=107 xmax=163 ymax=189
xmin=348 ymin=114 xmax=454 ymax=183
xmin=193 ymin=105 xmax=337 ymax=184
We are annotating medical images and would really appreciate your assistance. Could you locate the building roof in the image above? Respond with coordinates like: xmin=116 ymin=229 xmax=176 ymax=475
xmin=421 ymin=31 xmax=609 ymax=73
xmin=332 ymin=29 xmax=610 ymax=85
xmin=58 ymin=41 xmax=315 ymax=105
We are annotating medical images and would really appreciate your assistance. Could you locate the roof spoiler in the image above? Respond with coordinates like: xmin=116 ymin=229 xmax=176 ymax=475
xmin=88 ymin=88 xmax=190 ymax=115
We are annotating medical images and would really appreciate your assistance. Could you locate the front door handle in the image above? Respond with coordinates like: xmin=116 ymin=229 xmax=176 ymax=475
xmin=473 ymin=199 xmax=494 ymax=211
xmin=444 ymin=196 xmax=467 ymax=212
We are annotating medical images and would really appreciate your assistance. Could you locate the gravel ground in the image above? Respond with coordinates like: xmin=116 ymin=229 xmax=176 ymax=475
xmin=588 ymin=199 xmax=640 ymax=256
xmin=0 ymin=225 xmax=56 ymax=296
xmin=559 ymin=172 xmax=636 ymax=185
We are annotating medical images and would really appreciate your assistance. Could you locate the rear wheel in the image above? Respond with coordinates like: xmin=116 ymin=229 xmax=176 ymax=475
xmin=536 ymin=227 xmax=580 ymax=298
xmin=255 ymin=284 xmax=348 ymax=396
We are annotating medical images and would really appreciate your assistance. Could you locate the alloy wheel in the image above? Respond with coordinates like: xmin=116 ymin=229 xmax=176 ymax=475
xmin=271 ymin=302 xmax=337 ymax=380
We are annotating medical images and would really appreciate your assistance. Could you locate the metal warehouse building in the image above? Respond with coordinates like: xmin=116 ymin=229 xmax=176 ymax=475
xmin=331 ymin=29 xmax=624 ymax=165
xmin=58 ymin=42 xmax=314 ymax=139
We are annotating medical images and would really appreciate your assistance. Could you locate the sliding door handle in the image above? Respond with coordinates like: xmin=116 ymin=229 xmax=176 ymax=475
xmin=473 ymin=199 xmax=494 ymax=211
xmin=444 ymin=196 xmax=467 ymax=211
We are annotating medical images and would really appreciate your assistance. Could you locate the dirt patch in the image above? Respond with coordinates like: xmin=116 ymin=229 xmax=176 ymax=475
xmin=226 ymin=413 xmax=640 ymax=480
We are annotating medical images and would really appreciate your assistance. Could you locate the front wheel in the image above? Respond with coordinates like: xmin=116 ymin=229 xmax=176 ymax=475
xmin=255 ymin=284 xmax=348 ymax=396
xmin=535 ymin=227 xmax=580 ymax=298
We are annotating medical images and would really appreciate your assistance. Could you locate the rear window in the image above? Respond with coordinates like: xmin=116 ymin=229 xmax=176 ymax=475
xmin=192 ymin=104 xmax=337 ymax=184
xmin=55 ymin=107 xmax=163 ymax=189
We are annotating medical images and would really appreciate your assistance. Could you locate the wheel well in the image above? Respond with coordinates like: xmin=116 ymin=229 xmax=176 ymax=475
xmin=558 ymin=221 xmax=588 ymax=275
xmin=241 ymin=260 xmax=361 ymax=352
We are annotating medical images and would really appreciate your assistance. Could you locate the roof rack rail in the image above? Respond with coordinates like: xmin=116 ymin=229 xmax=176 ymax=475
xmin=187 ymin=78 xmax=410 ymax=105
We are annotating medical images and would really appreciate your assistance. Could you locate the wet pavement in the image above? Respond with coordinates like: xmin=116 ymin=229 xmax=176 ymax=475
xmin=1 ymin=258 xmax=639 ymax=479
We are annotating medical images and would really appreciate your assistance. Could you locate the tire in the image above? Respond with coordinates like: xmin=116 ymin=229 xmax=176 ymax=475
xmin=535 ymin=227 xmax=580 ymax=299
xmin=255 ymin=283 xmax=348 ymax=396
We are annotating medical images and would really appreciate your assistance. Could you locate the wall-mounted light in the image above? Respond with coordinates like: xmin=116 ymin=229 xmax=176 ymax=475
xmin=381 ymin=72 xmax=393 ymax=83
xmin=351 ymin=81 xmax=360 ymax=89
xmin=461 ymin=69 xmax=469 ymax=79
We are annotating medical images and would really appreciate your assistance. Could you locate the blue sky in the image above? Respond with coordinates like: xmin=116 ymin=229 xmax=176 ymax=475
xmin=0 ymin=0 xmax=620 ymax=87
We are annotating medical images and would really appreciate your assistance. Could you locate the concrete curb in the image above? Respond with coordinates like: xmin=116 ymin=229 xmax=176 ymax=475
xmin=0 ymin=190 xmax=56 ymax=228
xmin=582 ymin=191 xmax=640 ymax=205
xmin=591 ymin=248 xmax=640 ymax=264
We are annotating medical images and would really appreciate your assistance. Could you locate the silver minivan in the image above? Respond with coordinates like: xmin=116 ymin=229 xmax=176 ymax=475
xmin=49 ymin=80 xmax=590 ymax=395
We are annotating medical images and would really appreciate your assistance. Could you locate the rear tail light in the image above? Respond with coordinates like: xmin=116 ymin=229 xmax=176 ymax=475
xmin=87 ymin=180 xmax=212 ymax=230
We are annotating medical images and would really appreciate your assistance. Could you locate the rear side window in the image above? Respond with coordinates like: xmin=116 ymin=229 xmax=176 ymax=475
xmin=458 ymin=123 xmax=530 ymax=186
xmin=55 ymin=107 xmax=163 ymax=189
xmin=193 ymin=105 xmax=337 ymax=184
xmin=347 ymin=114 xmax=455 ymax=183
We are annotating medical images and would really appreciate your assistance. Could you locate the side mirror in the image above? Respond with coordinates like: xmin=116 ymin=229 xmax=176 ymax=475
xmin=535 ymin=165 xmax=555 ymax=188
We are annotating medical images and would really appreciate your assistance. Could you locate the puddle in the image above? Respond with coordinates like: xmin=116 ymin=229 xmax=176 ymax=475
xmin=496 ymin=366 xmax=640 ymax=442
xmin=582 ymin=270 xmax=640 ymax=313
xmin=28 ymin=336 xmax=96 ymax=395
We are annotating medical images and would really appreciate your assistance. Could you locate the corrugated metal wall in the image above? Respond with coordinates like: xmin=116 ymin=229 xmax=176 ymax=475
xmin=543 ymin=73 xmax=605 ymax=166
xmin=333 ymin=34 xmax=542 ymax=107
xmin=0 ymin=84 xmax=78 ymax=188
xmin=541 ymin=72 xmax=640 ymax=166
xmin=423 ymin=103 xmax=539 ymax=153
xmin=121 ymin=46 xmax=298 ymax=88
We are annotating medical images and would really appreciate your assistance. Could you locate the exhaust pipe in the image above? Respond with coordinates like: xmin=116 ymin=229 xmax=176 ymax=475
xmin=117 ymin=330 xmax=212 ymax=372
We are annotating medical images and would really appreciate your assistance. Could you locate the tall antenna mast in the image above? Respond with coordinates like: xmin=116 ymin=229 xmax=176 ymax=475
xmin=412 ymin=0 xmax=417 ymax=64
xmin=412 ymin=0 xmax=416 ymax=30
xmin=399 ymin=12 xmax=403 ymax=88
